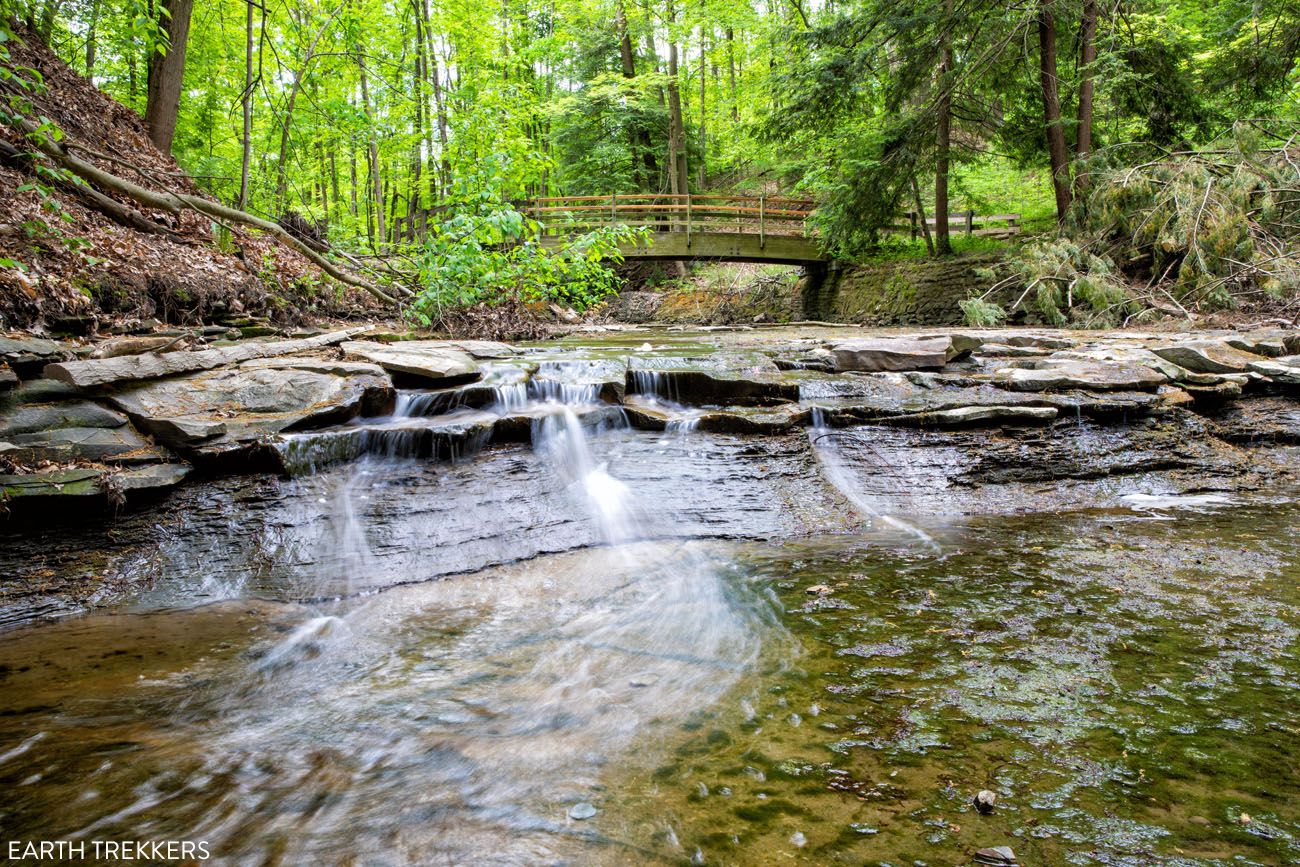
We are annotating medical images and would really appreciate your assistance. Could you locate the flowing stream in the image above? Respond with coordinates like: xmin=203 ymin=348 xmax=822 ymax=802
xmin=1 ymin=335 xmax=1298 ymax=866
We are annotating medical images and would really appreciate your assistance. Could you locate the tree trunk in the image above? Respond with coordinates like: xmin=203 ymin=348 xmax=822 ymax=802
xmin=318 ymin=139 xmax=330 ymax=224
xmin=237 ymin=0 xmax=254 ymax=209
xmin=1038 ymin=0 xmax=1072 ymax=221
xmin=423 ymin=0 xmax=451 ymax=197
xmin=85 ymin=0 xmax=99 ymax=76
xmin=275 ymin=4 xmax=341 ymax=210
xmin=349 ymin=145 xmax=359 ymax=217
xmin=358 ymin=49 xmax=385 ymax=251
xmin=666 ymin=1 xmax=688 ymax=204
xmin=910 ymin=174 xmax=934 ymax=256
xmin=1073 ymin=0 xmax=1098 ymax=200
xmin=410 ymin=0 xmax=426 ymax=214
xmin=330 ymin=145 xmax=341 ymax=214
xmin=143 ymin=0 xmax=193 ymax=154
xmin=697 ymin=29 xmax=706 ymax=188
xmin=727 ymin=27 xmax=738 ymax=121
xmin=933 ymin=0 xmax=953 ymax=256
xmin=614 ymin=0 xmax=643 ymax=186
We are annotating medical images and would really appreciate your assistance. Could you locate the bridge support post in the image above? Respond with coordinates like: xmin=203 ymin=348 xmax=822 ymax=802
xmin=799 ymin=261 xmax=841 ymax=321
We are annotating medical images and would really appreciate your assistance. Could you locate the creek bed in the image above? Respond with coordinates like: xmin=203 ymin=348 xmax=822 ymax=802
xmin=1 ymin=331 xmax=1298 ymax=865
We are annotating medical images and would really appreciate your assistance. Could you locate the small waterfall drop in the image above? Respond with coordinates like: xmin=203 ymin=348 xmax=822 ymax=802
xmin=807 ymin=408 xmax=939 ymax=549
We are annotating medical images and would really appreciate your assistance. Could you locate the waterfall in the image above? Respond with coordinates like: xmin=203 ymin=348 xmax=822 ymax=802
xmin=628 ymin=369 xmax=677 ymax=402
xmin=806 ymin=409 xmax=938 ymax=549
xmin=534 ymin=405 xmax=635 ymax=545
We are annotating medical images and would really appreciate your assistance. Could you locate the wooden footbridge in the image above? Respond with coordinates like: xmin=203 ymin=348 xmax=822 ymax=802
xmin=524 ymin=194 xmax=830 ymax=266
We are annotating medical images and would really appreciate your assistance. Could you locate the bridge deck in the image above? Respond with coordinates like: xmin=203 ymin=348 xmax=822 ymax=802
xmin=526 ymin=194 xmax=827 ymax=265
xmin=539 ymin=230 xmax=828 ymax=265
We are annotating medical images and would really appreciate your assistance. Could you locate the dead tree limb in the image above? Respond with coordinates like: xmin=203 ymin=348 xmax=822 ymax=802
xmin=11 ymin=117 xmax=409 ymax=304
xmin=0 ymin=137 xmax=180 ymax=238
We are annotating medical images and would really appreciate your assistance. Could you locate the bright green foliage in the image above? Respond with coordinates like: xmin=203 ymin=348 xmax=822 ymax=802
xmin=410 ymin=175 xmax=650 ymax=326
xmin=5 ymin=0 xmax=1299 ymax=321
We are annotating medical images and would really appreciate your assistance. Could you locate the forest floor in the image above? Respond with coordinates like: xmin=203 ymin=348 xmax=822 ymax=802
xmin=0 ymin=27 xmax=379 ymax=336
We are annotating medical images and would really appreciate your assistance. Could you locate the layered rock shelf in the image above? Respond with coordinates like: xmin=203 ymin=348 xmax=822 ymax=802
xmin=2 ymin=325 xmax=1299 ymax=514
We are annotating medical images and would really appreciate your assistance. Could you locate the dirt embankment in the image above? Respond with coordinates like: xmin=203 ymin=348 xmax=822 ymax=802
xmin=0 ymin=27 xmax=376 ymax=334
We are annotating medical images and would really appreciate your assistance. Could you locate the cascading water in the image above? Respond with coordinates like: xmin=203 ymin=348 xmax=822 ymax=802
xmin=534 ymin=404 xmax=636 ymax=545
xmin=806 ymin=403 xmax=939 ymax=548
xmin=116 ymin=356 xmax=783 ymax=862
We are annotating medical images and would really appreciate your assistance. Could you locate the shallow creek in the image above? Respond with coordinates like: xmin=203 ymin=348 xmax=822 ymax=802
xmin=1 ymin=334 xmax=1298 ymax=866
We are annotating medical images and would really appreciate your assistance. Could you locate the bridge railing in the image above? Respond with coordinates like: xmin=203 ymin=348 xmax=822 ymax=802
xmin=524 ymin=194 xmax=817 ymax=243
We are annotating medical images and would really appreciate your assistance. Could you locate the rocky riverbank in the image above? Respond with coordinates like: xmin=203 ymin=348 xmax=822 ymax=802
xmin=2 ymin=324 xmax=1299 ymax=519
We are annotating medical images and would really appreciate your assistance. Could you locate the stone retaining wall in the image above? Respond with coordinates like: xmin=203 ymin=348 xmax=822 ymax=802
xmin=608 ymin=254 xmax=1007 ymax=326
xmin=815 ymin=252 xmax=1005 ymax=325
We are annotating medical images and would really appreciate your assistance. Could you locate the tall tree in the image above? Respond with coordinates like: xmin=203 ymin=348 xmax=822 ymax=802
xmin=143 ymin=0 xmax=194 ymax=154
xmin=1038 ymin=0 xmax=1072 ymax=221
xmin=1073 ymin=0 xmax=1098 ymax=199
xmin=933 ymin=0 xmax=954 ymax=255
xmin=237 ymin=0 xmax=257 ymax=209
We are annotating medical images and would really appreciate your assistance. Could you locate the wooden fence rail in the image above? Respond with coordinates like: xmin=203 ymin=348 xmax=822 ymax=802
xmin=390 ymin=195 xmax=1019 ymax=246
xmin=890 ymin=210 xmax=1021 ymax=239
xmin=521 ymin=194 xmax=818 ymax=246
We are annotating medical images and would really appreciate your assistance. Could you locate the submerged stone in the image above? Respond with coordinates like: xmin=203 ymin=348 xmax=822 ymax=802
xmin=568 ymin=802 xmax=598 ymax=820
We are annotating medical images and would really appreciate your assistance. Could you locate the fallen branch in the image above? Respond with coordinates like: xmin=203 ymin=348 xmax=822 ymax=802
xmin=12 ymin=116 xmax=409 ymax=305
xmin=0 ymin=137 xmax=180 ymax=238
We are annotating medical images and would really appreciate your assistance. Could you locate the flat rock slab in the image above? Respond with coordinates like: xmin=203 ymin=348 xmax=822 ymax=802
xmin=974 ymin=343 xmax=1054 ymax=358
xmin=44 ymin=327 xmax=370 ymax=388
xmin=1 ymin=336 xmax=71 ymax=378
xmin=793 ymin=371 xmax=1161 ymax=423
xmin=1151 ymin=340 xmax=1266 ymax=374
xmin=110 ymin=362 xmax=394 ymax=455
xmin=628 ymin=354 xmax=798 ymax=406
xmin=0 ymin=400 xmax=128 ymax=437
xmin=275 ymin=412 xmax=498 ymax=474
xmin=885 ymin=404 xmax=1058 ymax=428
xmin=830 ymin=337 xmax=953 ymax=372
xmin=241 ymin=357 xmax=391 ymax=378
xmin=0 ymin=463 xmax=189 ymax=504
xmin=1 ymin=426 xmax=153 ymax=463
xmin=342 ymin=341 xmax=481 ymax=387
xmin=991 ymin=357 xmax=1168 ymax=392
xmin=1247 ymin=355 xmax=1300 ymax=386
xmin=0 ymin=366 xmax=16 ymax=391
xmin=44 ymin=328 xmax=371 ymax=389
xmin=1225 ymin=335 xmax=1287 ymax=358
